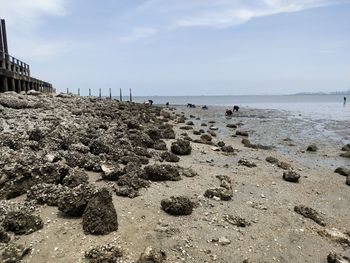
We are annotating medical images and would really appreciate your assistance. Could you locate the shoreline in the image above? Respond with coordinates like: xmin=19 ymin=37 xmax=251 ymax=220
xmin=0 ymin=92 xmax=349 ymax=262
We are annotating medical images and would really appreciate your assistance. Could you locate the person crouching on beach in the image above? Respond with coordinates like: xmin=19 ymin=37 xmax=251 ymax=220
xmin=225 ymin=109 xmax=233 ymax=116
xmin=233 ymin=105 xmax=239 ymax=112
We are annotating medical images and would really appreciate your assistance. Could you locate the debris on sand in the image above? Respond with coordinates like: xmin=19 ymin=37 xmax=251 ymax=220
xmin=170 ymin=139 xmax=192 ymax=155
xmin=223 ymin=215 xmax=251 ymax=227
xmin=82 ymin=188 xmax=118 ymax=235
xmin=137 ymin=246 xmax=166 ymax=263
xmin=2 ymin=211 xmax=43 ymax=235
xmin=238 ymin=159 xmax=257 ymax=168
xmin=85 ymin=244 xmax=123 ymax=263
xmin=161 ymin=196 xmax=194 ymax=216
xmin=318 ymin=228 xmax=350 ymax=246
xmin=266 ymin=156 xmax=279 ymax=164
xmin=283 ymin=170 xmax=301 ymax=183
xmin=294 ymin=205 xmax=326 ymax=226
xmin=204 ymin=175 xmax=233 ymax=201
xmin=327 ymin=252 xmax=350 ymax=263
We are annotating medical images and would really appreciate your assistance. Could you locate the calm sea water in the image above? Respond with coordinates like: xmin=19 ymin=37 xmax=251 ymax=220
xmin=132 ymin=95 xmax=350 ymax=121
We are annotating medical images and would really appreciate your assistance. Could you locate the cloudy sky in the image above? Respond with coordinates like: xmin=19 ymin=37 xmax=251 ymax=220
xmin=0 ymin=0 xmax=349 ymax=96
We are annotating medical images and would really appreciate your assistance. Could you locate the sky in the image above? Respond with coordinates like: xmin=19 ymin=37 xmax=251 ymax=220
xmin=0 ymin=0 xmax=349 ymax=96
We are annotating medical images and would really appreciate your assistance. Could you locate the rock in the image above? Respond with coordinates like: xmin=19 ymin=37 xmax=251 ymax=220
xmin=62 ymin=168 xmax=89 ymax=188
xmin=226 ymin=124 xmax=237 ymax=128
xmin=211 ymin=147 xmax=221 ymax=152
xmin=307 ymin=144 xmax=318 ymax=152
xmin=207 ymin=130 xmax=216 ymax=137
xmin=171 ymin=139 xmax=192 ymax=155
xmin=180 ymin=168 xmax=198 ymax=177
xmin=0 ymin=94 xmax=36 ymax=109
xmin=2 ymin=211 xmax=43 ymax=235
xmin=327 ymin=252 xmax=350 ymax=263
xmin=101 ymin=165 xmax=125 ymax=181
xmin=236 ymin=130 xmax=248 ymax=136
xmin=142 ymin=164 xmax=181 ymax=181
xmin=209 ymin=126 xmax=218 ymax=131
xmin=340 ymin=152 xmax=350 ymax=158
xmin=27 ymin=183 xmax=69 ymax=206
xmin=218 ymin=237 xmax=231 ymax=246
xmin=0 ymin=242 xmax=31 ymax=262
xmin=177 ymin=116 xmax=186 ymax=123
xmin=85 ymin=244 xmax=123 ymax=263
xmin=193 ymin=130 xmax=201 ymax=135
xmin=335 ymin=167 xmax=350 ymax=176
xmin=57 ymin=184 xmax=95 ymax=217
xmin=160 ymin=152 xmax=180 ymax=163
xmin=200 ymin=134 xmax=212 ymax=142
xmin=294 ymin=205 xmax=326 ymax=226
xmin=28 ymin=128 xmax=44 ymax=142
xmin=179 ymin=125 xmax=193 ymax=130
xmin=161 ymin=196 xmax=194 ymax=216
xmin=186 ymin=121 xmax=194 ymax=125
xmin=283 ymin=170 xmax=301 ymax=183
xmin=238 ymin=159 xmax=257 ymax=168
xmin=0 ymin=226 xmax=10 ymax=243
xmin=221 ymin=145 xmax=235 ymax=153
xmin=137 ymin=247 xmax=166 ymax=263
xmin=153 ymin=140 xmax=167 ymax=151
xmin=90 ymin=139 xmax=110 ymax=155
xmin=204 ymin=188 xmax=232 ymax=201
xmin=201 ymin=123 xmax=207 ymax=126
xmin=114 ymin=172 xmax=149 ymax=198
xmin=346 ymin=176 xmax=350 ymax=186
xmin=266 ymin=156 xmax=279 ymax=164
xmin=83 ymin=188 xmax=118 ymax=235
xmin=341 ymin=144 xmax=350 ymax=151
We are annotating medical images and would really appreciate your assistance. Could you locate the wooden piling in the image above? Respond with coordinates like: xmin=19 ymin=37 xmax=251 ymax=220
xmin=119 ymin=88 xmax=122 ymax=101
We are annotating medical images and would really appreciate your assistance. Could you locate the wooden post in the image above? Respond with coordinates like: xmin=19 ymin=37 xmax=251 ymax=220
xmin=109 ymin=88 xmax=112 ymax=100
xmin=99 ymin=88 xmax=101 ymax=98
xmin=119 ymin=88 xmax=122 ymax=101
xmin=89 ymin=88 xmax=91 ymax=96
xmin=129 ymin=88 xmax=132 ymax=102
xmin=67 ymin=88 xmax=69 ymax=94
xmin=78 ymin=88 xmax=80 ymax=96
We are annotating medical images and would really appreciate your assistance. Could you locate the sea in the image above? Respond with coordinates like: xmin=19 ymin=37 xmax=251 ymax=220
xmin=132 ymin=94 xmax=350 ymax=121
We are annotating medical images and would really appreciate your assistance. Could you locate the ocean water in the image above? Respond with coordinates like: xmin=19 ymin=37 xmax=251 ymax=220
xmin=133 ymin=95 xmax=350 ymax=121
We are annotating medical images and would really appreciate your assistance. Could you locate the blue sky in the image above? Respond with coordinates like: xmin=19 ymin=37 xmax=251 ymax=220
xmin=0 ymin=0 xmax=349 ymax=96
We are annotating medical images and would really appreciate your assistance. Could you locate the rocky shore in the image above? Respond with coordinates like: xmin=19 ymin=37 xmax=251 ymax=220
xmin=0 ymin=92 xmax=349 ymax=263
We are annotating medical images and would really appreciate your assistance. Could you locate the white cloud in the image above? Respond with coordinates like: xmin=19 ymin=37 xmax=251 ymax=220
xmin=120 ymin=0 xmax=340 ymax=41
xmin=0 ymin=0 xmax=67 ymax=59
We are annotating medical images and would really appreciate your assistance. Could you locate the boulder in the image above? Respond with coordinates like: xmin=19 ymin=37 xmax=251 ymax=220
xmin=171 ymin=139 xmax=192 ymax=155
xmin=161 ymin=196 xmax=194 ymax=216
xmin=153 ymin=140 xmax=167 ymax=151
xmin=62 ymin=168 xmax=89 ymax=188
xmin=85 ymin=244 xmax=123 ymax=263
xmin=200 ymin=134 xmax=212 ymax=142
xmin=83 ymin=188 xmax=118 ymax=235
xmin=236 ymin=130 xmax=248 ymax=137
xmin=2 ymin=211 xmax=43 ymax=235
xmin=142 ymin=164 xmax=181 ymax=181
xmin=27 ymin=183 xmax=69 ymax=206
xmin=238 ymin=159 xmax=257 ymax=168
xmin=186 ymin=121 xmax=194 ymax=126
xmin=101 ymin=165 xmax=125 ymax=181
xmin=160 ymin=152 xmax=180 ymax=163
xmin=226 ymin=124 xmax=237 ymax=128
xmin=221 ymin=145 xmax=235 ymax=153
xmin=294 ymin=205 xmax=326 ymax=226
xmin=283 ymin=170 xmax=301 ymax=183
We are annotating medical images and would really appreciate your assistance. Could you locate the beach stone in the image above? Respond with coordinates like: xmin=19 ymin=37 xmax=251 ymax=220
xmin=226 ymin=124 xmax=237 ymax=128
xmin=200 ymin=134 xmax=212 ymax=142
xmin=209 ymin=126 xmax=218 ymax=131
xmin=179 ymin=125 xmax=193 ymax=130
xmin=218 ymin=237 xmax=231 ymax=246
xmin=307 ymin=144 xmax=318 ymax=152
xmin=236 ymin=130 xmax=248 ymax=136
xmin=223 ymin=215 xmax=251 ymax=227
xmin=160 ymin=152 xmax=180 ymax=163
xmin=340 ymin=152 xmax=350 ymax=158
xmin=217 ymin=141 xmax=225 ymax=147
xmin=193 ymin=130 xmax=201 ymax=135
xmin=28 ymin=128 xmax=45 ymax=142
xmin=0 ymin=226 xmax=10 ymax=243
xmin=346 ymin=176 xmax=350 ymax=186
xmin=137 ymin=247 xmax=166 ymax=263
xmin=221 ymin=145 xmax=235 ymax=153
xmin=171 ymin=139 xmax=192 ymax=155
xmin=2 ymin=211 xmax=43 ymax=235
xmin=266 ymin=156 xmax=279 ymax=164
xmin=207 ymin=130 xmax=216 ymax=137
xmin=318 ymin=228 xmax=350 ymax=246
xmin=101 ymin=165 xmax=125 ymax=181
xmin=204 ymin=188 xmax=232 ymax=201
xmin=26 ymin=183 xmax=69 ymax=206
xmin=142 ymin=164 xmax=181 ymax=181
xmin=82 ymin=188 xmax=118 ymax=235
xmin=283 ymin=170 xmax=301 ymax=183
xmin=201 ymin=123 xmax=207 ymax=126
xmin=238 ymin=159 xmax=256 ymax=168
xmin=341 ymin=144 xmax=350 ymax=151
xmin=146 ymin=128 xmax=162 ymax=141
xmin=294 ymin=205 xmax=326 ymax=226
xmin=208 ymin=121 xmax=215 ymax=124
xmin=0 ymin=243 xmax=31 ymax=262
xmin=327 ymin=252 xmax=350 ymax=263
xmin=161 ymin=128 xmax=175 ymax=139
xmin=241 ymin=138 xmax=251 ymax=146
xmin=57 ymin=184 xmax=95 ymax=217
xmin=177 ymin=116 xmax=186 ymax=123
xmin=161 ymin=196 xmax=194 ymax=216
xmin=153 ymin=140 xmax=167 ymax=151
xmin=85 ymin=244 xmax=123 ymax=263
xmin=334 ymin=167 xmax=350 ymax=176
xmin=90 ymin=139 xmax=110 ymax=155
xmin=180 ymin=168 xmax=198 ymax=178
xmin=186 ymin=121 xmax=194 ymax=125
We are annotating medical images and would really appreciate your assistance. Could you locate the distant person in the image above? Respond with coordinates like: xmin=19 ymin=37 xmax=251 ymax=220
xmin=225 ymin=109 xmax=233 ymax=116
xmin=187 ymin=103 xmax=196 ymax=108
xmin=166 ymin=102 xmax=169 ymax=107
xmin=202 ymin=105 xmax=208 ymax=110
xmin=148 ymin=99 xmax=153 ymax=106
xmin=344 ymin=97 xmax=347 ymax=106
xmin=233 ymin=105 xmax=240 ymax=112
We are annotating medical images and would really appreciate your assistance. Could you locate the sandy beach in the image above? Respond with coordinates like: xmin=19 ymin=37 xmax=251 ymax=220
xmin=0 ymin=92 xmax=349 ymax=263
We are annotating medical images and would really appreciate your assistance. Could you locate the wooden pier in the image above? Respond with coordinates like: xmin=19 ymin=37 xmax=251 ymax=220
xmin=0 ymin=19 xmax=54 ymax=93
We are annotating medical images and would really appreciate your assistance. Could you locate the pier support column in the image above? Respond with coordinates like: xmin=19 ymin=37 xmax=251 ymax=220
xmin=10 ymin=78 xmax=15 ymax=92
xmin=1 ymin=76 xmax=8 ymax=92
xmin=17 ymin=79 xmax=22 ymax=93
